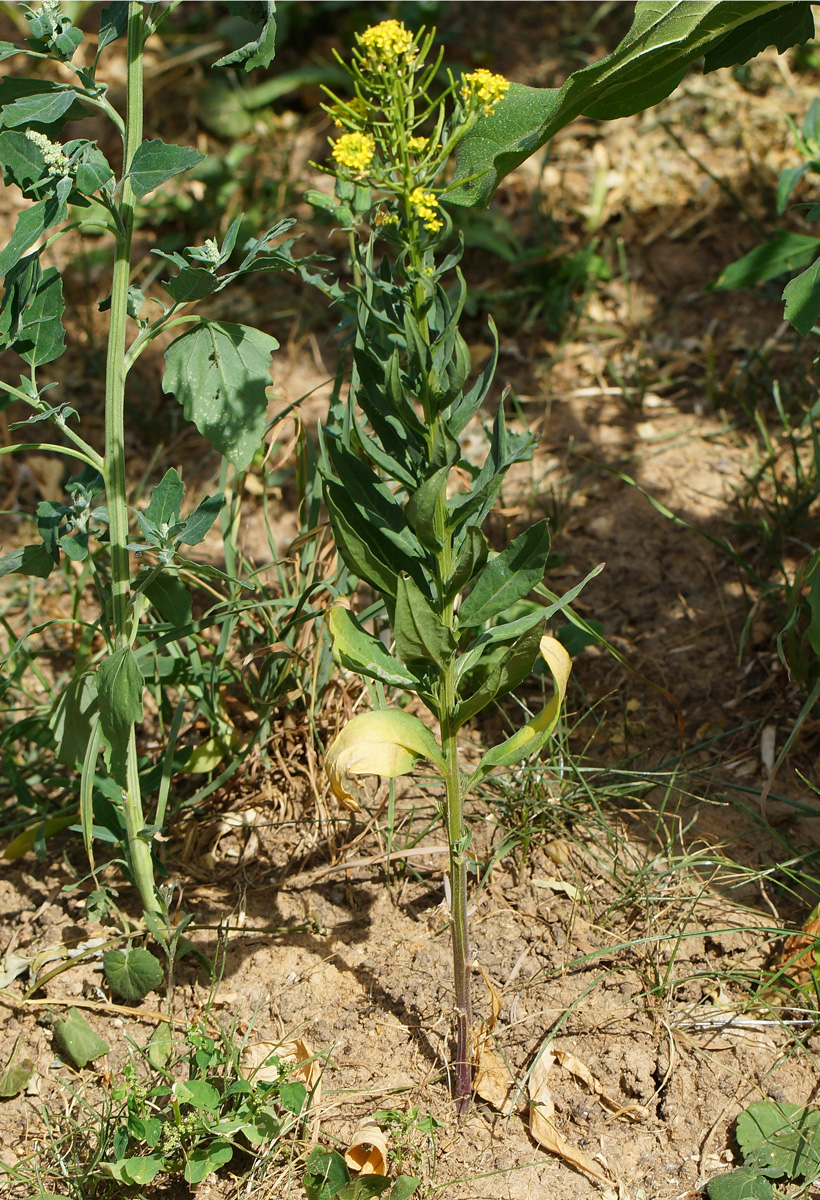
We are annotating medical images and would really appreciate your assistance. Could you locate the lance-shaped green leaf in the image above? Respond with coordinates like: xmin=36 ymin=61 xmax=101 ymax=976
xmin=324 ymin=708 xmax=445 ymax=812
xmin=324 ymin=484 xmax=401 ymax=601
xmin=325 ymin=604 xmax=423 ymax=690
xmin=214 ymin=0 xmax=277 ymax=71
xmin=177 ymin=493 xmax=223 ymax=546
xmin=127 ymin=138 xmax=205 ymax=198
xmin=454 ymin=618 xmax=544 ymax=729
xmin=713 ymin=231 xmax=820 ymax=291
xmin=394 ymin=574 xmax=456 ymax=669
xmin=458 ymin=519 xmax=551 ymax=628
xmin=50 ymin=672 xmax=98 ymax=768
xmin=469 ymin=637 xmax=571 ymax=786
xmin=405 ymin=466 xmax=449 ymax=550
xmin=143 ymin=467 xmax=184 ymax=529
xmin=446 ymin=525 xmax=489 ymax=602
xmin=162 ymin=321 xmax=279 ymax=470
xmin=449 ymin=2 xmax=814 ymax=206
xmin=97 ymin=647 xmax=143 ymax=787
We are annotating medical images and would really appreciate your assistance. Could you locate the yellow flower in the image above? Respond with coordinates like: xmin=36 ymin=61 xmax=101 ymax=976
xmin=407 ymin=136 xmax=428 ymax=153
xmin=331 ymin=131 xmax=376 ymax=176
xmin=324 ymin=708 xmax=444 ymax=812
xmin=409 ymin=185 xmax=443 ymax=233
xmin=329 ymin=97 xmax=368 ymax=129
xmin=357 ymin=19 xmax=415 ymax=64
xmin=461 ymin=68 xmax=510 ymax=112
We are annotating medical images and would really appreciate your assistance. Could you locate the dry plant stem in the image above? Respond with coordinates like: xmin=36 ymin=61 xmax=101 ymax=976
xmin=103 ymin=1 xmax=158 ymax=916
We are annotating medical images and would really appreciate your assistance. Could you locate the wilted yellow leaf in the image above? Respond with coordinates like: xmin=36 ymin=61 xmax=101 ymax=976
xmin=344 ymin=1118 xmax=389 ymax=1175
xmin=324 ymin=709 xmax=444 ymax=811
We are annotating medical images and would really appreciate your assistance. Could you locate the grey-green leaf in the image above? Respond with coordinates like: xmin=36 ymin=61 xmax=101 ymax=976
xmin=17 ymin=265 xmax=65 ymax=366
xmin=327 ymin=605 xmax=423 ymax=690
xmin=50 ymin=672 xmax=98 ymax=768
xmin=103 ymin=948 xmax=164 ymax=1001
xmin=783 ymin=257 xmax=820 ymax=334
xmin=177 ymin=493 xmax=224 ymax=546
xmin=458 ymin=520 xmax=551 ymax=628
xmin=127 ymin=139 xmax=205 ymax=198
xmin=0 ymin=195 xmax=67 ymax=279
xmin=1 ymin=88 xmax=78 ymax=129
xmin=162 ymin=321 xmax=279 ymax=470
xmin=53 ymin=1007 xmax=109 ymax=1068
xmin=0 ymin=543 xmax=54 ymax=579
xmin=143 ymin=467 xmax=184 ymax=528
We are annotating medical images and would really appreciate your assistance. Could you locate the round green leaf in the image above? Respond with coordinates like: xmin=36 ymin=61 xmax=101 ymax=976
xmin=103 ymin=948 xmax=163 ymax=1001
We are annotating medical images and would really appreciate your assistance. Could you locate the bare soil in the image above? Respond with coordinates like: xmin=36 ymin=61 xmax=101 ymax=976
xmin=3 ymin=6 xmax=820 ymax=1199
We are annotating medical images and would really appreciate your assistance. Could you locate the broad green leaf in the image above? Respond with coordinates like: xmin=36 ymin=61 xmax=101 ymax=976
xmin=145 ymin=1021 xmax=173 ymax=1070
xmin=713 ymin=232 xmax=820 ymax=290
xmin=0 ymin=44 xmax=20 ymax=62
xmin=50 ymin=672 xmax=98 ymax=768
xmin=103 ymin=948 xmax=164 ymax=1001
xmin=53 ymin=1007 xmax=109 ymax=1068
xmin=324 ymin=484 xmax=400 ymax=600
xmin=140 ymin=571 xmax=193 ymax=626
xmin=706 ymin=1168 xmax=773 ymax=1200
xmin=389 ymin=1179 xmax=420 ymax=1200
xmin=0 ymin=129 xmax=47 ymax=193
xmin=280 ymin=1080 xmax=307 ymax=1114
xmin=471 ymin=637 xmax=571 ymax=785
xmin=783 ymin=257 xmax=820 ymax=334
xmin=97 ymin=647 xmax=143 ymax=787
xmin=214 ymin=1 xmax=277 ymax=71
xmin=736 ymin=1101 xmax=820 ymax=1180
xmin=1 ymin=88 xmax=78 ymax=129
xmin=119 ymin=1157 xmax=164 ymax=1186
xmin=446 ymin=526 xmax=489 ymax=601
xmin=458 ymin=519 xmax=551 ymax=628
xmin=174 ymin=1078 xmax=221 ymax=1110
xmin=69 ymin=142 xmax=114 ymax=196
xmin=162 ymin=266 xmax=220 ymax=303
xmin=304 ymin=1147 xmax=350 ymax=1200
xmin=17 ymin=265 xmax=65 ymax=366
xmin=143 ymin=467 xmax=184 ymax=528
xmin=394 ymin=575 xmax=456 ymax=668
xmin=325 ymin=709 xmax=445 ymax=812
xmin=0 ymin=1054 xmax=34 ymax=1097
xmin=325 ymin=604 xmax=423 ymax=690
xmin=336 ymin=1179 xmax=392 ymax=1199
xmin=0 ymin=542 xmax=54 ymax=579
xmin=162 ymin=321 xmax=279 ymax=470
xmin=184 ymin=1141 xmax=233 ymax=1185
xmin=127 ymin=139 xmax=205 ymax=198
xmin=0 ymin=194 xmax=67 ymax=278
xmin=449 ymin=2 xmax=814 ymax=206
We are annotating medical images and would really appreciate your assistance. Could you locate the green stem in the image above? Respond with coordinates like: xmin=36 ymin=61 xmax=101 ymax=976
xmin=102 ymin=1 xmax=158 ymax=916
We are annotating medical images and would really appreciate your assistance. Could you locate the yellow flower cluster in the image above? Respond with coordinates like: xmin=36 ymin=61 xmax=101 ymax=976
xmin=330 ymin=97 xmax=367 ymax=129
xmin=357 ymin=19 xmax=415 ymax=64
xmin=409 ymin=186 xmax=442 ymax=233
xmin=461 ymin=68 xmax=510 ymax=111
xmin=407 ymin=136 xmax=428 ymax=153
xmin=331 ymin=131 xmax=375 ymax=176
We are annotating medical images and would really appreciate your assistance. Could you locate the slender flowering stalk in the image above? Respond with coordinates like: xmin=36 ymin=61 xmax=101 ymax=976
xmin=318 ymin=21 xmax=577 ymax=1113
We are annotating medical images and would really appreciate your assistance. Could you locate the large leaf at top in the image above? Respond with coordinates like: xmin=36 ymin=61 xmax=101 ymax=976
xmin=162 ymin=320 xmax=279 ymax=470
xmin=449 ymin=2 xmax=814 ymax=206
xmin=214 ymin=1 xmax=277 ymax=71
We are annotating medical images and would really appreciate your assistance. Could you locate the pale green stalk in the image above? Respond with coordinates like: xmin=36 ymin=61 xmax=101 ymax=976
xmin=103 ymin=1 xmax=158 ymax=916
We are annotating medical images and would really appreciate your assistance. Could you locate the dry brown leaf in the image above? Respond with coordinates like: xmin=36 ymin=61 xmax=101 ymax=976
xmin=475 ymin=962 xmax=501 ymax=1031
xmin=528 ymin=1049 xmax=612 ymax=1185
xmin=473 ymin=1038 xmax=511 ymax=1111
xmin=554 ymin=1049 xmax=647 ymax=1122
xmin=241 ymin=1036 xmax=321 ymax=1105
xmin=344 ymin=1118 xmax=389 ymax=1175
xmin=780 ymin=917 xmax=820 ymax=986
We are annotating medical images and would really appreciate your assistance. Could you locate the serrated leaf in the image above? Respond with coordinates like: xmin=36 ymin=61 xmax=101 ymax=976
xmin=0 ymin=542 xmax=54 ymax=579
xmin=706 ymin=1168 xmax=773 ymax=1200
xmin=103 ymin=948 xmax=163 ymax=1001
xmin=53 ymin=1007 xmax=109 ymax=1068
xmin=127 ymin=139 xmax=205 ymax=198
xmin=703 ymin=2 xmax=813 ymax=69
xmin=162 ymin=321 xmax=279 ymax=470
xmin=713 ymin=232 xmax=820 ymax=291
xmin=177 ymin=493 xmax=223 ymax=545
xmin=736 ymin=1101 xmax=820 ymax=1180
xmin=97 ymin=647 xmax=143 ymax=787
xmin=143 ymin=467 xmax=184 ymax=529
xmin=162 ymin=266 xmax=220 ymax=303
xmin=458 ymin=520 xmax=551 ymax=628
xmin=449 ymin=2 xmax=814 ymax=206
xmin=16 ymin=265 xmax=64 ymax=366
xmin=214 ymin=1 xmax=277 ymax=71
xmin=70 ymin=142 xmax=114 ymax=196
